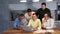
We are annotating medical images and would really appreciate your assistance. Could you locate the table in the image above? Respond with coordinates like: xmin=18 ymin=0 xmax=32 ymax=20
xmin=1 ymin=28 xmax=60 ymax=34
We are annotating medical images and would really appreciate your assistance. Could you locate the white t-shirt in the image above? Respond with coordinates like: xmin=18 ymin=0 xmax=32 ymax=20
xmin=42 ymin=18 xmax=54 ymax=29
xmin=25 ymin=11 xmax=35 ymax=21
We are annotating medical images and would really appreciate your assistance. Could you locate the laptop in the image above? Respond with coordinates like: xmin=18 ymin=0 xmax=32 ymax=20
xmin=23 ymin=25 xmax=33 ymax=32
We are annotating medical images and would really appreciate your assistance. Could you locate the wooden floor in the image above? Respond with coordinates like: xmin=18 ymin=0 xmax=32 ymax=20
xmin=1 ymin=28 xmax=60 ymax=34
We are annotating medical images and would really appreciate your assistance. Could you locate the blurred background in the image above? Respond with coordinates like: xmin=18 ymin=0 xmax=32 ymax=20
xmin=0 ymin=0 xmax=60 ymax=33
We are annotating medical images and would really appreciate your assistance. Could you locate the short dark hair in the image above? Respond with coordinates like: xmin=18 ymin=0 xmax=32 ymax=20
xmin=41 ymin=2 xmax=46 ymax=6
xmin=19 ymin=14 xmax=24 ymax=17
xmin=27 ymin=8 xmax=32 ymax=12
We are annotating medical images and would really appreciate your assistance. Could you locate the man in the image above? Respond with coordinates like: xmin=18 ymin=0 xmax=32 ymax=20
xmin=25 ymin=8 xmax=35 ymax=22
xmin=14 ymin=14 xmax=28 ymax=29
xmin=36 ymin=2 xmax=51 ymax=22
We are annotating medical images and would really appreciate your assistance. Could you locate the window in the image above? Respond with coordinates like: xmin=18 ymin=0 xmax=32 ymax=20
xmin=20 ymin=0 xmax=27 ymax=2
xmin=46 ymin=0 xmax=53 ymax=2
xmin=32 ymin=0 xmax=39 ymax=2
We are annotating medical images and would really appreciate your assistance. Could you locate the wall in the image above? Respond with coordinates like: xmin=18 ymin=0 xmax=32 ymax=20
xmin=0 ymin=0 xmax=11 ymax=32
xmin=9 ymin=1 xmax=57 ymax=10
xmin=9 ymin=1 xmax=57 ymax=20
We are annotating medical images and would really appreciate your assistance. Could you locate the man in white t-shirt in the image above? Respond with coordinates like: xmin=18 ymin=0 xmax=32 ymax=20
xmin=25 ymin=9 xmax=35 ymax=22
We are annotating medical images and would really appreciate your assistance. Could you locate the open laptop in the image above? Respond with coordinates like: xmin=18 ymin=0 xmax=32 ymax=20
xmin=23 ymin=25 xmax=33 ymax=32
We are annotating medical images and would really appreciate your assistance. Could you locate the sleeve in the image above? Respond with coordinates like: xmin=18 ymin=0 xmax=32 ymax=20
xmin=51 ymin=19 xmax=54 ymax=28
xmin=28 ymin=20 xmax=31 ymax=27
xmin=36 ymin=9 xmax=39 ymax=17
xmin=25 ymin=13 xmax=26 ymax=17
xmin=48 ymin=9 xmax=51 ymax=18
xmin=13 ymin=18 xmax=18 ymax=28
xmin=38 ymin=19 xmax=41 ymax=30
xmin=24 ymin=19 xmax=28 ymax=25
xmin=25 ymin=13 xmax=29 ymax=21
xmin=25 ymin=13 xmax=27 ymax=19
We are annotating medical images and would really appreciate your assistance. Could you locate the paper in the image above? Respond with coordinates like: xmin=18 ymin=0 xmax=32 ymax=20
xmin=46 ymin=30 xmax=54 ymax=32
xmin=33 ymin=30 xmax=46 ymax=33
xmin=33 ymin=30 xmax=54 ymax=33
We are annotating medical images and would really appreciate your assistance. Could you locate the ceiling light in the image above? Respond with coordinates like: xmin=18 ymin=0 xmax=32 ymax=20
xmin=46 ymin=0 xmax=53 ymax=2
xmin=32 ymin=0 xmax=39 ymax=2
xmin=20 ymin=0 xmax=27 ymax=2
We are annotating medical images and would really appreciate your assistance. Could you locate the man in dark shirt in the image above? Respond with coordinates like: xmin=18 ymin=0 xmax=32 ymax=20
xmin=36 ymin=2 xmax=51 ymax=22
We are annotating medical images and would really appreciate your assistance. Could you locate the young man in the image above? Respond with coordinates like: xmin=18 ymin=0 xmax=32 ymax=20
xmin=28 ymin=13 xmax=41 ymax=31
xmin=36 ymin=2 xmax=51 ymax=22
xmin=42 ymin=13 xmax=54 ymax=29
xmin=14 ymin=14 xmax=28 ymax=29
xmin=25 ymin=9 xmax=35 ymax=22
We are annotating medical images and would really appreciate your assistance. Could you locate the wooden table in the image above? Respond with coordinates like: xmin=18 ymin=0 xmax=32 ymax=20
xmin=1 ymin=28 xmax=60 ymax=34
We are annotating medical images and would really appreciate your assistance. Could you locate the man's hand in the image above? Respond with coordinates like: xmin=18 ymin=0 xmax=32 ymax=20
xmin=17 ymin=26 xmax=23 ymax=30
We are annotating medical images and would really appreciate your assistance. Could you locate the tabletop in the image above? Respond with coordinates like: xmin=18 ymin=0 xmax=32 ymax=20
xmin=1 ymin=28 xmax=60 ymax=34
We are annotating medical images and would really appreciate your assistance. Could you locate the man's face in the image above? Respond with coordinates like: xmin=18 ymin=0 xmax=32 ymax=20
xmin=19 ymin=16 xmax=24 ymax=19
xmin=28 ymin=11 xmax=32 ymax=16
xmin=41 ymin=5 xmax=46 ymax=10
